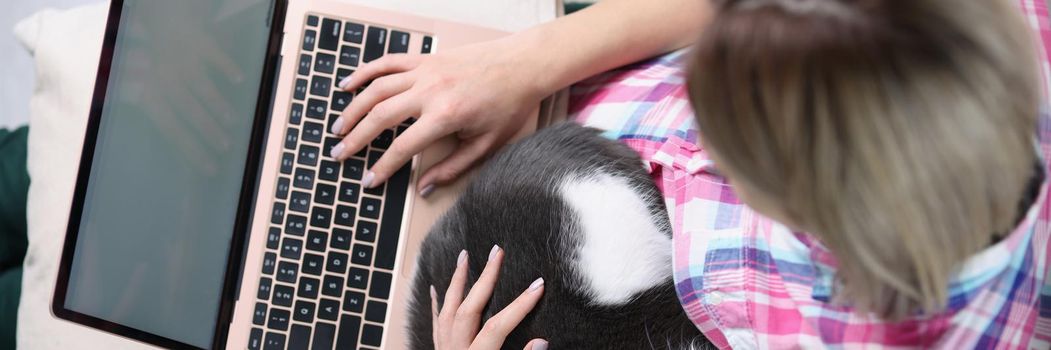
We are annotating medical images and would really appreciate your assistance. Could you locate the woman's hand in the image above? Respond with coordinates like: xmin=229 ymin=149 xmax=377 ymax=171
xmin=431 ymin=246 xmax=548 ymax=350
xmin=330 ymin=39 xmax=546 ymax=195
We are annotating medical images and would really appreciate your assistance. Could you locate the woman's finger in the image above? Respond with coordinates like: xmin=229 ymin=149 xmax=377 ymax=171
xmin=522 ymin=339 xmax=549 ymax=350
xmin=416 ymin=135 xmax=496 ymax=191
xmin=337 ymin=54 xmax=421 ymax=91
xmin=430 ymin=285 xmax=441 ymax=350
xmin=439 ymin=250 xmax=470 ymax=342
xmin=331 ymin=89 xmax=420 ymax=164
xmin=363 ymin=117 xmax=452 ymax=190
xmin=451 ymin=245 xmax=505 ymax=347
xmin=470 ymin=277 xmax=546 ymax=349
xmin=333 ymin=73 xmax=413 ymax=138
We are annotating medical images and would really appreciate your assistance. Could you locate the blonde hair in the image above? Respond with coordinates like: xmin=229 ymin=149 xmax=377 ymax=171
xmin=687 ymin=0 xmax=1040 ymax=319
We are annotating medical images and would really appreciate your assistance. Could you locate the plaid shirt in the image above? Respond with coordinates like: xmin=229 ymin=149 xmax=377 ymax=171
xmin=567 ymin=1 xmax=1051 ymax=348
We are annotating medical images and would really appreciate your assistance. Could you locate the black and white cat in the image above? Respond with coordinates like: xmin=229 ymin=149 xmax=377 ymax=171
xmin=407 ymin=123 xmax=711 ymax=349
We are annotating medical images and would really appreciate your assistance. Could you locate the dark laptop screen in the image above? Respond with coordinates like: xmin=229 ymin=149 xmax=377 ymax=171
xmin=64 ymin=0 xmax=271 ymax=347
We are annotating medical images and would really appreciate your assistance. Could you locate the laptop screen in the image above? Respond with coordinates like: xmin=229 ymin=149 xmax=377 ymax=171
xmin=63 ymin=0 xmax=272 ymax=347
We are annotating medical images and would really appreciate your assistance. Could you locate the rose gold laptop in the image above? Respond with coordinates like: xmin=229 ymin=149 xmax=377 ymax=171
xmin=51 ymin=0 xmax=554 ymax=349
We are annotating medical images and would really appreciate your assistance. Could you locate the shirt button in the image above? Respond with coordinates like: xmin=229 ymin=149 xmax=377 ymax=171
xmin=708 ymin=292 xmax=724 ymax=305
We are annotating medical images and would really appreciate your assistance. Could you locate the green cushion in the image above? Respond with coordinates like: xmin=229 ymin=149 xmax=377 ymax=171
xmin=0 ymin=126 xmax=29 ymax=350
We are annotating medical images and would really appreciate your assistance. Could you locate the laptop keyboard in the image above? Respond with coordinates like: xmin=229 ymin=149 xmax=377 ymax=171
xmin=250 ymin=13 xmax=433 ymax=350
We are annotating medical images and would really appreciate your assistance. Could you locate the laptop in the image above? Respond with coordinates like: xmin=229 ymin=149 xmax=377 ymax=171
xmin=50 ymin=0 xmax=559 ymax=349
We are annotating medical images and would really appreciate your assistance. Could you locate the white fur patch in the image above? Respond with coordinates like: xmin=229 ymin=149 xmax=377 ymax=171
xmin=560 ymin=174 xmax=672 ymax=305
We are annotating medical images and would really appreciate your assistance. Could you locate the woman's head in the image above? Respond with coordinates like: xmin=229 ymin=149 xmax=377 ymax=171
xmin=687 ymin=0 xmax=1040 ymax=319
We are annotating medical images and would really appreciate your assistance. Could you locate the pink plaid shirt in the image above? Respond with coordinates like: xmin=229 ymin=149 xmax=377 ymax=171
xmin=568 ymin=1 xmax=1051 ymax=348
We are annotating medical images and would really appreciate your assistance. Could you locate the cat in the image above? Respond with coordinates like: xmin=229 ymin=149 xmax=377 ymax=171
xmin=406 ymin=123 xmax=711 ymax=349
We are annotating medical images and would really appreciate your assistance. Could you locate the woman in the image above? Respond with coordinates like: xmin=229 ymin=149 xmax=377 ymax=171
xmin=333 ymin=0 xmax=1051 ymax=348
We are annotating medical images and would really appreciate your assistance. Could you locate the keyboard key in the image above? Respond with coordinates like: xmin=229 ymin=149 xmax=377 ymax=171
xmin=262 ymin=252 xmax=277 ymax=275
xmin=315 ymin=183 xmax=337 ymax=205
xmin=327 ymin=251 xmax=348 ymax=274
xmin=351 ymin=244 xmax=373 ymax=266
xmin=356 ymin=221 xmax=377 ymax=243
xmin=289 ymin=103 xmax=304 ymax=125
xmin=281 ymin=153 xmax=295 ymax=174
xmin=363 ymin=27 xmax=388 ymax=63
xmin=303 ymin=29 xmax=317 ymax=51
xmin=249 ymin=328 xmax=263 ymax=350
xmin=314 ymin=53 xmax=336 ymax=74
xmin=339 ymin=45 xmax=361 ymax=67
xmin=319 ymin=160 xmax=340 ymax=181
xmin=267 ymin=307 xmax=291 ymax=331
xmin=310 ymin=76 xmax=332 ymax=97
xmin=281 ymin=237 xmax=303 ymax=260
xmin=307 ymin=99 xmax=327 ymax=120
xmin=343 ymin=22 xmax=365 ymax=44
xmin=335 ymin=205 xmax=356 ymax=227
xmin=369 ymin=271 xmax=392 ymax=299
xmin=343 ymin=291 xmax=366 ymax=313
xmin=298 ymin=144 xmax=320 ymax=167
xmin=306 ymin=15 xmax=319 ymax=27
xmin=270 ymin=202 xmax=285 ymax=224
xmin=376 ymin=164 xmax=411 ymax=269
xmin=286 ymin=214 xmax=307 ymax=235
xmin=347 ymin=267 xmax=369 ymax=290
xmin=323 ymin=137 xmax=341 ymax=159
xmin=331 ymin=91 xmax=352 ymax=114
xmin=266 ymin=227 xmax=281 ymax=250
xmin=258 ymin=277 xmax=273 ymax=300
xmin=288 ymin=324 xmax=311 ymax=350
xmin=319 ymin=18 xmax=341 ymax=51
xmin=361 ymin=324 xmax=383 ymax=347
xmin=290 ymin=191 xmax=311 ymax=213
xmin=293 ymin=169 xmax=315 ymax=190
xmin=371 ymin=129 xmax=394 ymax=149
xmin=364 ymin=300 xmax=387 ymax=323
xmin=389 ymin=30 xmax=410 ymax=54
xmin=339 ymin=181 xmax=361 ymax=204
xmin=318 ymin=299 xmax=340 ymax=321
xmin=302 ymin=253 xmax=324 ymax=275
xmin=277 ymin=261 xmax=298 ymax=283
xmin=366 ymin=149 xmax=384 ymax=169
xmin=331 ymin=228 xmax=352 ymax=250
xmin=360 ymin=197 xmax=381 ymax=219
xmin=313 ymin=322 xmax=336 ymax=350
xmin=306 ymin=230 xmax=327 ymax=252
xmin=276 ymin=177 xmax=291 ymax=200
xmin=272 ymin=284 xmax=294 ymax=307
xmin=285 ymin=127 xmax=300 ymax=150
xmin=298 ymin=54 xmax=312 ymax=75
xmin=336 ymin=68 xmax=353 ymax=86
xmin=264 ymin=331 xmax=286 ymax=350
xmin=322 ymin=275 xmax=344 ymax=297
xmin=303 ymin=121 xmax=324 ymax=143
xmin=299 ymin=276 xmax=320 ymax=299
xmin=295 ymin=78 xmax=308 ymax=100
xmin=336 ymin=315 xmax=362 ymax=349
xmin=253 ymin=302 xmax=267 ymax=325
xmin=422 ymin=36 xmax=433 ymax=54
xmin=311 ymin=207 xmax=332 ymax=228
xmin=364 ymin=181 xmax=385 ymax=196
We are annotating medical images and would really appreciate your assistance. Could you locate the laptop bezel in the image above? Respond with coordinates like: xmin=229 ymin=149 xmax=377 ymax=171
xmin=50 ymin=0 xmax=289 ymax=348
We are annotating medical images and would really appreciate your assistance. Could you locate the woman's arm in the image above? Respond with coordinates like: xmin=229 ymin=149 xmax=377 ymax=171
xmin=330 ymin=0 xmax=712 ymax=192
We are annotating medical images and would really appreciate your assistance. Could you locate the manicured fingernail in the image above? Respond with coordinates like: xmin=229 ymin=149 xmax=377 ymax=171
xmin=330 ymin=143 xmax=346 ymax=159
xmin=362 ymin=171 xmax=375 ymax=188
xmin=488 ymin=245 xmax=501 ymax=261
xmin=528 ymin=277 xmax=545 ymax=292
xmin=420 ymin=184 xmax=435 ymax=198
xmin=331 ymin=117 xmax=345 ymax=134
xmin=429 ymin=285 xmax=437 ymax=300
xmin=338 ymin=76 xmax=352 ymax=89
xmin=457 ymin=250 xmax=467 ymax=266
xmin=532 ymin=339 xmax=549 ymax=350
